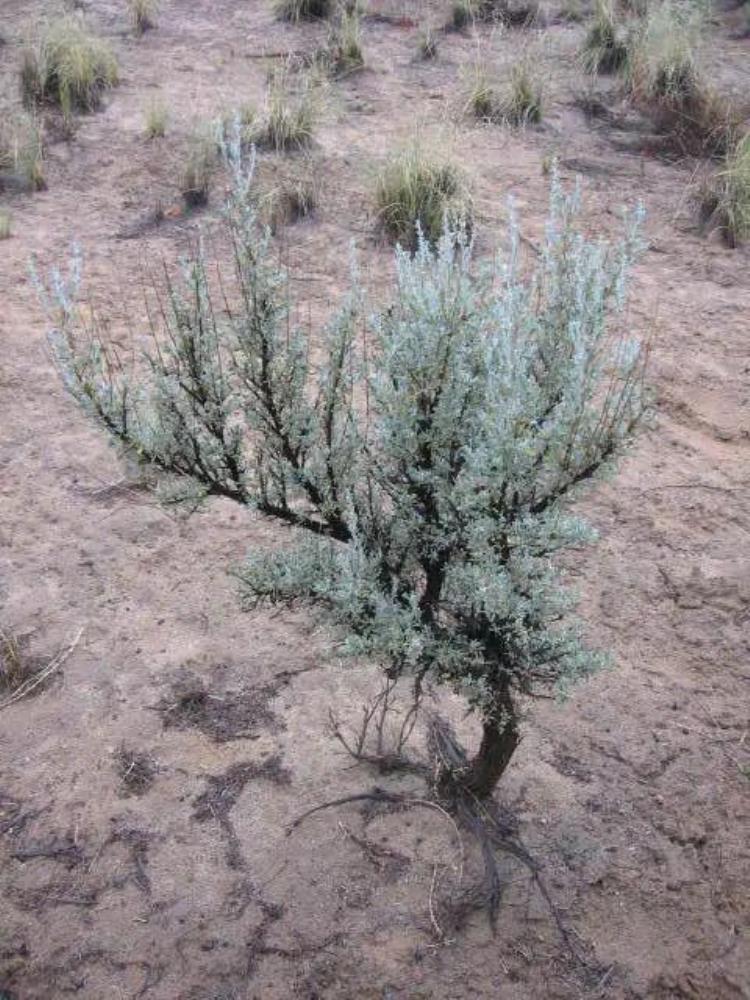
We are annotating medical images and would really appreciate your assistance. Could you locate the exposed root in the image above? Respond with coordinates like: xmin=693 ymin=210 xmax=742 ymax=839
xmin=289 ymin=712 xmax=584 ymax=965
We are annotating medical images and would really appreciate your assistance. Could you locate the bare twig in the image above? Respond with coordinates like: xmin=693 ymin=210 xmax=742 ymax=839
xmin=0 ymin=628 xmax=83 ymax=711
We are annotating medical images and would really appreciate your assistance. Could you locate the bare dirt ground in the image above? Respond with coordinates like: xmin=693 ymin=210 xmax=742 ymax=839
xmin=1 ymin=1 xmax=748 ymax=997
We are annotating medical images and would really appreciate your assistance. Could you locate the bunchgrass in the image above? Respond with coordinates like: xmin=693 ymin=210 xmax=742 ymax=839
xmin=0 ymin=112 xmax=45 ymax=191
xmin=501 ymin=57 xmax=544 ymax=124
xmin=320 ymin=7 xmax=364 ymax=76
xmin=252 ymin=64 xmax=324 ymax=151
xmin=374 ymin=144 xmax=471 ymax=250
xmin=625 ymin=2 xmax=736 ymax=155
xmin=465 ymin=60 xmax=499 ymax=121
xmin=0 ymin=211 xmax=11 ymax=240
xmin=625 ymin=2 xmax=701 ymax=106
xmin=700 ymin=133 xmax=750 ymax=246
xmin=266 ymin=162 xmax=319 ymax=231
xmin=0 ymin=629 xmax=31 ymax=691
xmin=128 ymin=0 xmax=159 ymax=35
xmin=451 ymin=0 xmax=476 ymax=27
xmin=451 ymin=0 xmax=537 ymax=26
xmin=144 ymin=97 xmax=168 ymax=139
xmin=581 ymin=0 xmax=628 ymax=74
xmin=21 ymin=15 xmax=119 ymax=118
xmin=275 ymin=0 xmax=333 ymax=20
xmin=418 ymin=27 xmax=439 ymax=60
xmin=180 ymin=132 xmax=217 ymax=208
xmin=466 ymin=55 xmax=543 ymax=125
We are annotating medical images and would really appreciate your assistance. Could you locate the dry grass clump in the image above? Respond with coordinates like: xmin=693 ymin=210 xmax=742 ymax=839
xmin=0 ymin=112 xmax=45 ymax=191
xmin=451 ymin=0 xmax=538 ymax=27
xmin=581 ymin=0 xmax=628 ymax=73
xmin=265 ymin=163 xmax=319 ymax=231
xmin=466 ymin=55 xmax=543 ymax=125
xmin=624 ymin=1 xmax=735 ymax=155
xmin=700 ymin=133 xmax=750 ymax=247
xmin=319 ymin=7 xmax=364 ymax=76
xmin=128 ymin=0 xmax=159 ymax=36
xmin=275 ymin=0 xmax=333 ymax=20
xmin=180 ymin=133 xmax=217 ymax=208
xmin=0 ymin=211 xmax=11 ymax=240
xmin=144 ymin=97 xmax=168 ymax=139
xmin=253 ymin=64 xmax=324 ymax=151
xmin=417 ymin=27 xmax=439 ymax=59
xmin=21 ymin=15 xmax=119 ymax=117
xmin=625 ymin=1 xmax=701 ymax=105
xmin=0 ymin=629 xmax=32 ymax=692
xmin=374 ymin=144 xmax=471 ymax=251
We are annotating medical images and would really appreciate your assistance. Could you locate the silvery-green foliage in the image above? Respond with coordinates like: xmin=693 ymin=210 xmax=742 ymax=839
xmin=44 ymin=136 xmax=646 ymax=740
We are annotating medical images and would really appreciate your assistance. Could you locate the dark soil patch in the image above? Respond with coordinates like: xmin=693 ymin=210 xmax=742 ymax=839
xmin=113 ymin=745 xmax=157 ymax=797
xmin=107 ymin=821 xmax=155 ymax=895
xmin=12 ymin=835 xmax=85 ymax=869
xmin=193 ymin=756 xmax=292 ymax=870
xmin=157 ymin=669 xmax=286 ymax=743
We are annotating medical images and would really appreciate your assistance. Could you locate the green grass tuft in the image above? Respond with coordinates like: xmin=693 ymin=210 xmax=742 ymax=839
xmin=0 ymin=210 xmax=11 ymax=240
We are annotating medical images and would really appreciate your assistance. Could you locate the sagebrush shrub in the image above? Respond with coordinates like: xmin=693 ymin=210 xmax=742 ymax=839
xmin=42 ymin=135 xmax=646 ymax=799
xmin=374 ymin=145 xmax=471 ymax=250
xmin=21 ymin=16 xmax=118 ymax=117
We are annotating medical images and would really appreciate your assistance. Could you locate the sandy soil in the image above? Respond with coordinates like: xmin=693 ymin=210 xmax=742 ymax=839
xmin=1 ymin=1 xmax=748 ymax=997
